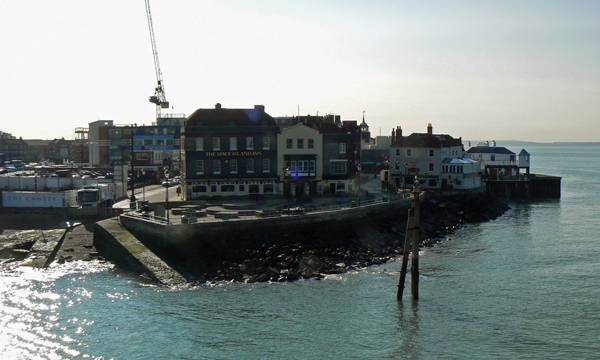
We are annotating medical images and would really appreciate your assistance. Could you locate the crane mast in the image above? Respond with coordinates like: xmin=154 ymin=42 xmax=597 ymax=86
xmin=145 ymin=0 xmax=169 ymax=121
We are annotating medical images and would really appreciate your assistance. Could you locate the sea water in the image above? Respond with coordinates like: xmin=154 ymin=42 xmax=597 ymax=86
xmin=1 ymin=142 xmax=599 ymax=359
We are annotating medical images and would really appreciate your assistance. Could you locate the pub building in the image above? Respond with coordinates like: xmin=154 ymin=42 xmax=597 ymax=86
xmin=182 ymin=104 xmax=280 ymax=199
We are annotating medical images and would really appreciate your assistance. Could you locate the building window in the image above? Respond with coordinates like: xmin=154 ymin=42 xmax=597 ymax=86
xmin=429 ymin=149 xmax=434 ymax=157
xmin=299 ymin=160 xmax=309 ymax=172
xmin=246 ymin=136 xmax=254 ymax=150
xmin=136 ymin=153 xmax=149 ymax=161
xmin=286 ymin=139 xmax=293 ymax=149
xmin=290 ymin=160 xmax=297 ymax=172
xmin=262 ymin=158 xmax=270 ymax=172
xmin=310 ymin=160 xmax=316 ymax=172
xmin=339 ymin=142 xmax=346 ymax=154
xmin=213 ymin=159 xmax=221 ymax=174
xmin=308 ymin=139 xmax=314 ymax=149
xmin=297 ymin=139 xmax=304 ymax=149
xmin=330 ymin=160 xmax=347 ymax=174
xmin=429 ymin=163 xmax=434 ymax=172
xmin=221 ymin=184 xmax=235 ymax=192
xmin=213 ymin=137 xmax=220 ymax=151
xmin=264 ymin=183 xmax=274 ymax=193
xmin=262 ymin=136 xmax=270 ymax=149
xmin=196 ymin=160 xmax=204 ymax=175
xmin=406 ymin=149 xmax=411 ymax=157
xmin=395 ymin=148 xmax=400 ymax=156
xmin=239 ymin=184 xmax=245 ymax=192
xmin=249 ymin=184 xmax=259 ymax=194
xmin=230 ymin=137 xmax=237 ymax=150
xmin=230 ymin=159 xmax=238 ymax=173
xmin=246 ymin=158 xmax=254 ymax=173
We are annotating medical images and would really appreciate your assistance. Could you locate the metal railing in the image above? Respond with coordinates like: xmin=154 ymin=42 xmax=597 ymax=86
xmin=120 ymin=191 xmax=414 ymax=225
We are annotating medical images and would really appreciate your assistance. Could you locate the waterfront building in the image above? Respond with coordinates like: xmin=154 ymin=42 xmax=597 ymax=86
xmin=278 ymin=114 xmax=361 ymax=196
xmin=182 ymin=104 xmax=280 ymax=199
xmin=278 ymin=123 xmax=323 ymax=199
xmin=465 ymin=141 xmax=530 ymax=180
xmin=389 ymin=123 xmax=465 ymax=190
xmin=0 ymin=137 xmax=27 ymax=162
xmin=87 ymin=117 xmax=183 ymax=181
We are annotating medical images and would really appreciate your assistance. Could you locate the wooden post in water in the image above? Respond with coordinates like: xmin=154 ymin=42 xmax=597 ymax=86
xmin=411 ymin=183 xmax=421 ymax=300
xmin=397 ymin=210 xmax=413 ymax=300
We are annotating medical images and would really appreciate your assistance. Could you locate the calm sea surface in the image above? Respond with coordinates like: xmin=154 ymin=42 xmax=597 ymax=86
xmin=2 ymin=142 xmax=599 ymax=359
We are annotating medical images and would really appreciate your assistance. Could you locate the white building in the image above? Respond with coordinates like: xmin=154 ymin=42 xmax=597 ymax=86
xmin=277 ymin=124 xmax=323 ymax=198
xmin=389 ymin=124 xmax=468 ymax=190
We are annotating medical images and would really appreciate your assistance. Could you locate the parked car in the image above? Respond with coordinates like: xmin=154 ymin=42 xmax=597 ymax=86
xmin=162 ymin=179 xmax=176 ymax=187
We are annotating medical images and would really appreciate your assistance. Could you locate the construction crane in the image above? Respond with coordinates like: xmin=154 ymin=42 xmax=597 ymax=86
xmin=145 ymin=0 xmax=169 ymax=121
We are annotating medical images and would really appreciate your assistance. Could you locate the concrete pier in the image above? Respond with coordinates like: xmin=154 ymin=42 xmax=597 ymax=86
xmin=94 ymin=219 xmax=187 ymax=287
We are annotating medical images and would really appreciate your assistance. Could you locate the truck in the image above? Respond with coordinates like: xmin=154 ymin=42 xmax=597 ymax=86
xmin=76 ymin=183 xmax=115 ymax=209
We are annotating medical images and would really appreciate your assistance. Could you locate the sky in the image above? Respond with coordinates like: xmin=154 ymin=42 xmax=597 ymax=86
xmin=1 ymin=0 xmax=599 ymax=142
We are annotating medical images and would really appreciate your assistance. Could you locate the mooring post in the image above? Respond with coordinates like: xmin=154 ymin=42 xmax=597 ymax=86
xmin=411 ymin=182 xmax=421 ymax=300
xmin=397 ymin=209 xmax=413 ymax=300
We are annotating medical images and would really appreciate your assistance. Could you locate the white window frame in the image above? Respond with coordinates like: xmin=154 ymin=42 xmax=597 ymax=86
xmin=262 ymin=136 xmax=270 ymax=150
xmin=196 ymin=160 xmax=204 ymax=175
xmin=262 ymin=158 xmax=270 ymax=173
xmin=230 ymin=158 xmax=238 ymax=174
xmin=213 ymin=159 xmax=221 ymax=174
xmin=246 ymin=136 xmax=254 ymax=150
xmin=230 ymin=137 xmax=237 ymax=150
xmin=246 ymin=158 xmax=254 ymax=173
xmin=196 ymin=137 xmax=204 ymax=151
xmin=213 ymin=137 xmax=220 ymax=151
xmin=339 ymin=142 xmax=346 ymax=154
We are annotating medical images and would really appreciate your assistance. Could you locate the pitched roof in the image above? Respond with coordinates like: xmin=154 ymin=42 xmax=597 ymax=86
xmin=466 ymin=146 xmax=515 ymax=155
xmin=517 ymin=148 xmax=530 ymax=156
xmin=392 ymin=132 xmax=462 ymax=148
xmin=186 ymin=105 xmax=276 ymax=127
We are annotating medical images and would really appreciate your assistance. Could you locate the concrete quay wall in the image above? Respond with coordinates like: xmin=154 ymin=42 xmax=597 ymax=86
xmin=119 ymin=197 xmax=414 ymax=256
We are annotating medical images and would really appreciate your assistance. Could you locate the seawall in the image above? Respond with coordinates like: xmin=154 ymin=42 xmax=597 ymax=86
xmin=106 ymin=192 xmax=508 ymax=283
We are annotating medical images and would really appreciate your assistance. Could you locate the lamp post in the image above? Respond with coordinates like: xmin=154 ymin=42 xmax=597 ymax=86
xmin=164 ymin=167 xmax=170 ymax=223
xmin=282 ymin=166 xmax=290 ymax=210
xmin=141 ymin=168 xmax=146 ymax=202
xmin=403 ymin=162 xmax=408 ymax=194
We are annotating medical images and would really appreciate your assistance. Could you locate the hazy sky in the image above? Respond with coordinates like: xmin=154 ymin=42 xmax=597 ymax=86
xmin=1 ymin=1 xmax=598 ymax=142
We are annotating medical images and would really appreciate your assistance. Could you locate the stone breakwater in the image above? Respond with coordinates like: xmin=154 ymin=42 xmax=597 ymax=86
xmin=160 ymin=194 xmax=509 ymax=284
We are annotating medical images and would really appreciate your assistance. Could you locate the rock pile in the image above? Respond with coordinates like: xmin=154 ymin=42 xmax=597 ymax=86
xmin=176 ymin=194 xmax=510 ymax=284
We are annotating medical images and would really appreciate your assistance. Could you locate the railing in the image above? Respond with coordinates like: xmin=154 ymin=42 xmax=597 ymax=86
xmin=121 ymin=191 xmax=415 ymax=225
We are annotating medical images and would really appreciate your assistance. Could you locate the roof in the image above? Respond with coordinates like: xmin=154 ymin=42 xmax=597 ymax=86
xmin=466 ymin=146 xmax=515 ymax=155
xmin=442 ymin=157 xmax=478 ymax=164
xmin=517 ymin=148 xmax=530 ymax=156
xmin=185 ymin=105 xmax=277 ymax=127
xmin=392 ymin=132 xmax=462 ymax=148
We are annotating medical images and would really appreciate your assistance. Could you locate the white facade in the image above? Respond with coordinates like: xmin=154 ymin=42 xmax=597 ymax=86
xmin=88 ymin=120 xmax=113 ymax=167
xmin=441 ymin=158 xmax=483 ymax=190
xmin=278 ymin=124 xmax=323 ymax=197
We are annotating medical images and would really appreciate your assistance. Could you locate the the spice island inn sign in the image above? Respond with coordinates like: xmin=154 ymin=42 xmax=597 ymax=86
xmin=205 ymin=151 xmax=264 ymax=157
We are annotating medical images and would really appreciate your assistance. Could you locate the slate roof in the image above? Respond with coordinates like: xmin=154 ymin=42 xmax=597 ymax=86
xmin=466 ymin=146 xmax=515 ymax=155
xmin=185 ymin=105 xmax=277 ymax=127
xmin=392 ymin=132 xmax=462 ymax=148
xmin=517 ymin=148 xmax=530 ymax=156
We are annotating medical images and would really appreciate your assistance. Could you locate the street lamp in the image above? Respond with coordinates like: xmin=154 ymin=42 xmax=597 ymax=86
xmin=164 ymin=167 xmax=170 ymax=223
xmin=282 ymin=166 xmax=290 ymax=210
xmin=141 ymin=168 xmax=146 ymax=202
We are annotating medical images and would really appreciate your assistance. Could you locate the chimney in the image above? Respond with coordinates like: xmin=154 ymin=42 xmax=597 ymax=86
xmin=427 ymin=123 xmax=433 ymax=135
xmin=492 ymin=140 xmax=496 ymax=147
xmin=397 ymin=126 xmax=402 ymax=138
xmin=254 ymin=105 xmax=265 ymax=112
xmin=215 ymin=103 xmax=222 ymax=109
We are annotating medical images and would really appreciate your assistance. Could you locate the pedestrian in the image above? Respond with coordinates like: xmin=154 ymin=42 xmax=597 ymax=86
xmin=176 ymin=185 xmax=181 ymax=197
